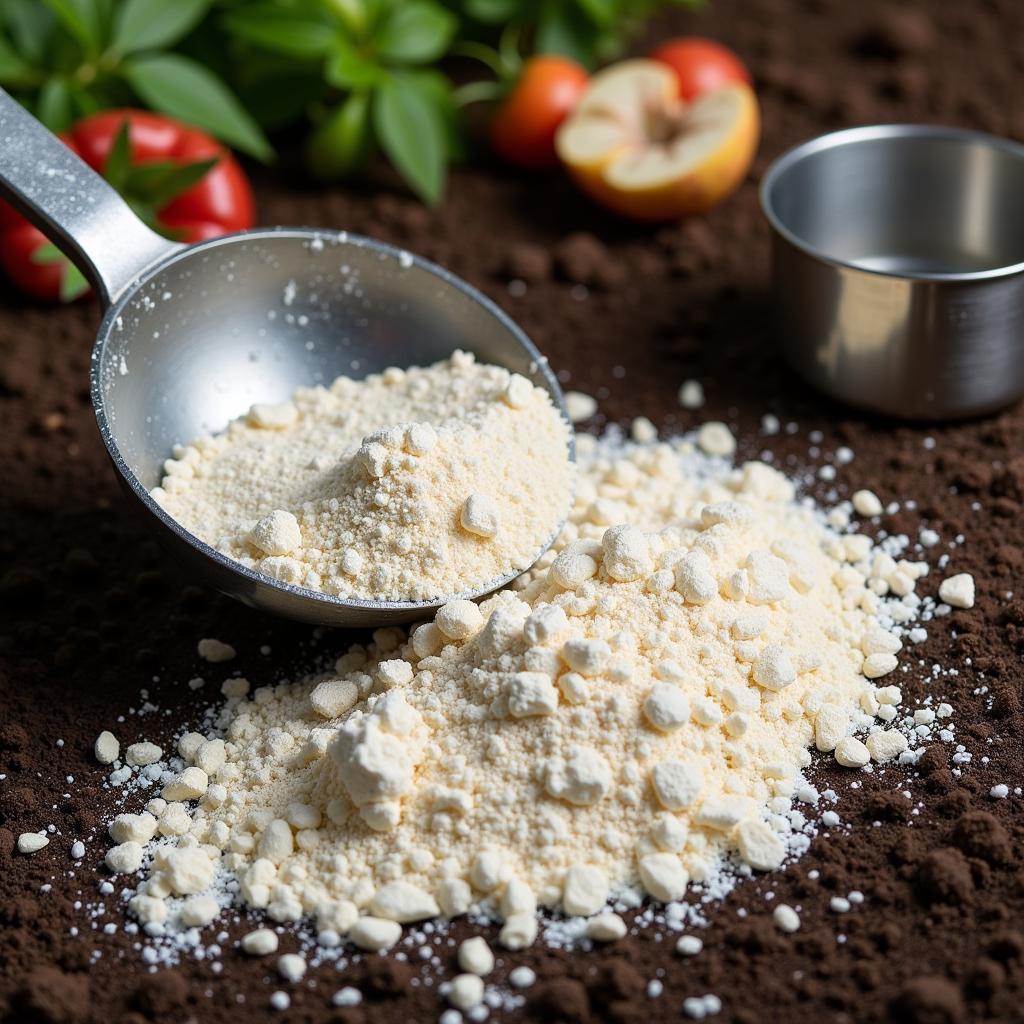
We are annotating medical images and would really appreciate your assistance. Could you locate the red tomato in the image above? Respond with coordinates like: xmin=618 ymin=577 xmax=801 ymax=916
xmin=0 ymin=221 xmax=70 ymax=300
xmin=0 ymin=110 xmax=255 ymax=302
xmin=160 ymin=130 xmax=254 ymax=233
xmin=649 ymin=37 xmax=752 ymax=102
xmin=0 ymin=135 xmax=85 ymax=301
xmin=0 ymin=197 xmax=24 ymax=232
xmin=491 ymin=56 xmax=589 ymax=170
xmin=70 ymin=109 xmax=183 ymax=168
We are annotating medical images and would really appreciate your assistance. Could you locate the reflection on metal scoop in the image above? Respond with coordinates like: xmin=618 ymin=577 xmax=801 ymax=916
xmin=0 ymin=89 xmax=573 ymax=626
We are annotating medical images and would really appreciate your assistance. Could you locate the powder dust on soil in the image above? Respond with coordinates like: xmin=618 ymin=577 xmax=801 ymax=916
xmin=1 ymin=0 xmax=1023 ymax=1023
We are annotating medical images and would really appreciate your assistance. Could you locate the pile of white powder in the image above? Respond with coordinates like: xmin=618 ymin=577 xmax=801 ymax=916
xmin=96 ymin=426 xmax=969 ymax=961
xmin=152 ymin=351 xmax=573 ymax=602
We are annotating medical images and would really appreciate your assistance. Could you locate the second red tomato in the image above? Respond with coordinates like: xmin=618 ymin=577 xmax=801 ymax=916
xmin=649 ymin=37 xmax=752 ymax=102
xmin=491 ymin=56 xmax=589 ymax=170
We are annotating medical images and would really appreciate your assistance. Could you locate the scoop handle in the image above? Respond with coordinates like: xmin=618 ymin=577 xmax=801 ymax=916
xmin=0 ymin=89 xmax=180 ymax=306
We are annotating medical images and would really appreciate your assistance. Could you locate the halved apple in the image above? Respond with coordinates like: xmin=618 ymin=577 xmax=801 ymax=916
xmin=555 ymin=59 xmax=760 ymax=221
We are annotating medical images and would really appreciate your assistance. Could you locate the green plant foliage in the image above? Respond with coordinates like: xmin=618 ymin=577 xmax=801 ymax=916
xmin=0 ymin=0 xmax=270 ymax=155
xmin=1 ymin=0 xmax=700 ymax=201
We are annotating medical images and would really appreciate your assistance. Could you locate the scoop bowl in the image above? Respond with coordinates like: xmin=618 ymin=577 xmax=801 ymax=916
xmin=0 ymin=90 xmax=571 ymax=626
xmin=92 ymin=230 xmax=572 ymax=626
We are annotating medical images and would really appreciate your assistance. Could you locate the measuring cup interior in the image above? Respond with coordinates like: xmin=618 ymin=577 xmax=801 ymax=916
xmin=91 ymin=229 xmax=570 ymax=623
xmin=763 ymin=126 xmax=1024 ymax=278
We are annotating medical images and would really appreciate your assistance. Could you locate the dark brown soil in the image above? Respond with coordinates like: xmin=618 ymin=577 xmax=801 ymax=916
xmin=2 ymin=0 xmax=1023 ymax=1022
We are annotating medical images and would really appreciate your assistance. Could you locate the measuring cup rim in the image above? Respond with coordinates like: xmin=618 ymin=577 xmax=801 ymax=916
xmin=89 ymin=226 xmax=575 ymax=616
xmin=760 ymin=123 xmax=1024 ymax=283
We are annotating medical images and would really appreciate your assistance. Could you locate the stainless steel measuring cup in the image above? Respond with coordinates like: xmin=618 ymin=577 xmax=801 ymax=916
xmin=0 ymin=90 xmax=572 ymax=626
xmin=760 ymin=124 xmax=1024 ymax=419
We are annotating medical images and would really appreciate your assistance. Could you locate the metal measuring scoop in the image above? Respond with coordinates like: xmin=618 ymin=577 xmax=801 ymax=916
xmin=0 ymin=90 xmax=573 ymax=626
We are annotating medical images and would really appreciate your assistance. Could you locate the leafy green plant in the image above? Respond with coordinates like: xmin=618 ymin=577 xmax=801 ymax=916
xmin=0 ymin=0 xmax=271 ymax=158
xmin=224 ymin=0 xmax=458 ymax=203
xmin=456 ymin=0 xmax=702 ymax=69
xmin=0 ymin=0 xmax=700 ymax=204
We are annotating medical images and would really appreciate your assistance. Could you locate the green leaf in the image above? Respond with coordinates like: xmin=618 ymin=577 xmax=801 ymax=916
xmin=237 ymin=66 xmax=328 ymax=130
xmin=373 ymin=72 xmax=446 ymax=205
xmin=463 ymin=0 xmax=522 ymax=23
xmin=575 ymin=0 xmax=618 ymax=26
xmin=122 ymin=53 xmax=273 ymax=161
xmin=223 ymin=8 xmax=338 ymax=59
xmin=60 ymin=262 xmax=88 ymax=301
xmin=92 ymin=0 xmax=116 ymax=38
xmin=103 ymin=120 xmax=132 ymax=190
xmin=41 ymin=0 xmax=101 ymax=53
xmin=36 ymin=76 xmax=73 ymax=131
xmin=125 ymin=157 xmax=217 ymax=207
xmin=325 ymin=40 xmax=384 ymax=89
xmin=4 ymin=1 xmax=56 ymax=64
xmin=306 ymin=90 xmax=371 ymax=179
xmin=31 ymin=242 xmax=65 ymax=265
xmin=414 ymin=67 xmax=464 ymax=163
xmin=60 ymin=261 xmax=88 ymax=300
xmin=67 ymin=81 xmax=102 ymax=117
xmin=0 ymin=34 xmax=36 ymax=86
xmin=48 ymin=24 xmax=88 ymax=74
xmin=326 ymin=0 xmax=369 ymax=37
xmin=536 ymin=0 xmax=599 ymax=66
xmin=376 ymin=2 xmax=456 ymax=64
xmin=112 ymin=0 xmax=211 ymax=55
xmin=31 ymin=242 xmax=89 ymax=301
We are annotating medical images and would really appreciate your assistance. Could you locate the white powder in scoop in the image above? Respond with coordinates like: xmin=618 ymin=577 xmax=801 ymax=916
xmin=114 ymin=431 xmax=931 ymax=945
xmin=152 ymin=352 xmax=573 ymax=602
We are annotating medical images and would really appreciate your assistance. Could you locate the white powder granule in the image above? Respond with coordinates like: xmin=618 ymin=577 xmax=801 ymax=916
xmin=772 ymin=904 xmax=800 ymax=932
xmin=17 ymin=833 xmax=49 ymax=854
xmin=152 ymin=352 xmax=573 ymax=602
xmin=110 ymin=431 xmax=936 ymax=953
xmin=564 ymin=391 xmax=598 ymax=423
xmin=94 ymin=730 xmax=120 ymax=765
xmin=938 ymin=572 xmax=975 ymax=609
xmin=678 ymin=381 xmax=705 ymax=410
